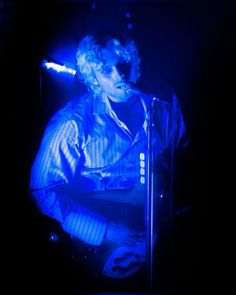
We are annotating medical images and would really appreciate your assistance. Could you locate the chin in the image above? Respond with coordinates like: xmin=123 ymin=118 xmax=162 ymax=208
xmin=107 ymin=89 xmax=132 ymax=102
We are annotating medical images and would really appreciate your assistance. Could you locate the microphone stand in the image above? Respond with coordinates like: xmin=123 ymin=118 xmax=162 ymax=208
xmin=146 ymin=96 xmax=157 ymax=292
xmin=128 ymin=83 xmax=157 ymax=291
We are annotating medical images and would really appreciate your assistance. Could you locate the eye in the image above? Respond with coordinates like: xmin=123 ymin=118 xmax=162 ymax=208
xmin=101 ymin=65 xmax=113 ymax=75
xmin=116 ymin=63 xmax=131 ymax=80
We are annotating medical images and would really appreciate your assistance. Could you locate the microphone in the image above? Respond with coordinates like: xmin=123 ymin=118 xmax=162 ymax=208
xmin=125 ymin=82 xmax=159 ymax=104
xmin=125 ymin=81 xmax=142 ymax=95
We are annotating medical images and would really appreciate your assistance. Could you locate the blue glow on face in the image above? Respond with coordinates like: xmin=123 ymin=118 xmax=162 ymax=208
xmin=42 ymin=59 xmax=76 ymax=75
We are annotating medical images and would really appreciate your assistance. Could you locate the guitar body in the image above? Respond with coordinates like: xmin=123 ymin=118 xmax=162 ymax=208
xmin=71 ymin=231 xmax=147 ymax=279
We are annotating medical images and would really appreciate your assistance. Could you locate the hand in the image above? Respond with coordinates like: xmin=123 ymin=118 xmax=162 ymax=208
xmin=102 ymin=229 xmax=146 ymax=279
xmin=106 ymin=222 xmax=131 ymax=245
xmin=123 ymin=231 xmax=146 ymax=247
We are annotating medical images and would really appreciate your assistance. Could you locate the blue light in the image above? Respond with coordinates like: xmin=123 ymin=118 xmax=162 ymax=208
xmin=140 ymin=168 xmax=145 ymax=175
xmin=125 ymin=12 xmax=131 ymax=18
xmin=139 ymin=153 xmax=145 ymax=160
xmin=49 ymin=233 xmax=59 ymax=242
xmin=127 ymin=23 xmax=133 ymax=30
xmin=42 ymin=59 xmax=76 ymax=75
xmin=140 ymin=160 xmax=145 ymax=168
xmin=140 ymin=176 xmax=145 ymax=184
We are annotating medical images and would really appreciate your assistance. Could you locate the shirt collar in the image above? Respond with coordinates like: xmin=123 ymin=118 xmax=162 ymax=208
xmin=92 ymin=91 xmax=151 ymax=115
xmin=92 ymin=93 xmax=114 ymax=115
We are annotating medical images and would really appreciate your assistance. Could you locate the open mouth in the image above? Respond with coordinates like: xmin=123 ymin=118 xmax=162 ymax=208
xmin=115 ymin=82 xmax=127 ymax=90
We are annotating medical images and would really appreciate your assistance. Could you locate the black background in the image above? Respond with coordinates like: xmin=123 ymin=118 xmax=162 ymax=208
xmin=2 ymin=0 xmax=235 ymax=294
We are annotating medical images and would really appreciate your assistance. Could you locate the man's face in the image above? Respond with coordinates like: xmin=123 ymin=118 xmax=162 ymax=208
xmin=94 ymin=63 xmax=132 ymax=103
xmin=93 ymin=38 xmax=134 ymax=103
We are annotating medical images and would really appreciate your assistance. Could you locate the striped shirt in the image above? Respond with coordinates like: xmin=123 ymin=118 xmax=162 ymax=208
xmin=29 ymin=91 xmax=187 ymax=245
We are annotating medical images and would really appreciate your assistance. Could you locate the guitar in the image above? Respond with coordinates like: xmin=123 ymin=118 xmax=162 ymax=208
xmin=69 ymin=227 xmax=147 ymax=279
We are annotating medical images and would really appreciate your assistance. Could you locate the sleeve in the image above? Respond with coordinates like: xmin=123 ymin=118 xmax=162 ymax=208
xmin=153 ymin=92 xmax=189 ymax=150
xmin=29 ymin=117 xmax=108 ymax=246
xmin=171 ymin=93 xmax=189 ymax=149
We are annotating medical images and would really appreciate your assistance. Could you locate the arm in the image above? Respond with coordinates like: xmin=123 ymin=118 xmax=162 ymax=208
xmin=153 ymin=92 xmax=189 ymax=151
xmin=153 ymin=91 xmax=192 ymax=221
xmin=29 ymin=117 xmax=132 ymax=246
xmin=29 ymin=117 xmax=107 ymax=245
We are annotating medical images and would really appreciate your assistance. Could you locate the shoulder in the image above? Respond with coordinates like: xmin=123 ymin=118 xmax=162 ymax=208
xmin=141 ymin=91 xmax=172 ymax=118
xmin=141 ymin=79 xmax=177 ymax=110
xmin=35 ymin=93 xmax=93 ymax=149
xmin=46 ymin=93 xmax=93 ymax=132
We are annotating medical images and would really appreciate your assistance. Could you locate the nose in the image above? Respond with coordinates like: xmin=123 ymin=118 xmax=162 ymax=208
xmin=112 ymin=66 xmax=124 ymax=81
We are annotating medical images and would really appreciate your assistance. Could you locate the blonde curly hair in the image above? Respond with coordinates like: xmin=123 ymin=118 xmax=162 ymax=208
xmin=76 ymin=32 xmax=141 ymax=96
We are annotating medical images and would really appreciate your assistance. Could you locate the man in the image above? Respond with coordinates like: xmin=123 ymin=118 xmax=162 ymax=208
xmin=29 ymin=31 xmax=188 ymax=285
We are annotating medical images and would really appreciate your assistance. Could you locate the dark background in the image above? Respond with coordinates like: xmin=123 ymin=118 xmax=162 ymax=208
xmin=2 ymin=0 xmax=235 ymax=294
